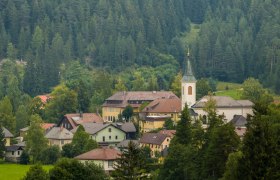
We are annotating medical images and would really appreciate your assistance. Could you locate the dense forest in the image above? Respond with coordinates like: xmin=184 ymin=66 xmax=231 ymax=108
xmin=0 ymin=0 xmax=279 ymax=96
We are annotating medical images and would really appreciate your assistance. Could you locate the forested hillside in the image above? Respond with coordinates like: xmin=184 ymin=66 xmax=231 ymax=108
xmin=0 ymin=0 xmax=279 ymax=96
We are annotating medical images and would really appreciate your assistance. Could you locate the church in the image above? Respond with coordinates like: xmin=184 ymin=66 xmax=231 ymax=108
xmin=181 ymin=50 xmax=253 ymax=125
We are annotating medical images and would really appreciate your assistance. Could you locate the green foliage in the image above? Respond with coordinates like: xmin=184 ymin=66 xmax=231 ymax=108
xmin=25 ymin=114 xmax=48 ymax=163
xmin=49 ymin=158 xmax=108 ymax=180
xmin=15 ymin=105 xmax=30 ymax=132
xmin=170 ymin=72 xmax=182 ymax=97
xmin=122 ymin=105 xmax=133 ymax=121
xmin=0 ymin=126 xmax=5 ymax=159
xmin=222 ymin=151 xmax=242 ymax=180
xmin=196 ymin=78 xmax=211 ymax=99
xmin=22 ymin=164 xmax=49 ymax=180
xmin=174 ymin=106 xmax=192 ymax=145
xmin=0 ymin=96 xmax=16 ymax=133
xmin=20 ymin=150 xmax=30 ymax=165
xmin=163 ymin=119 xmax=175 ymax=130
xmin=39 ymin=146 xmax=61 ymax=165
xmin=112 ymin=141 xmax=148 ymax=179
xmin=44 ymin=84 xmax=78 ymax=123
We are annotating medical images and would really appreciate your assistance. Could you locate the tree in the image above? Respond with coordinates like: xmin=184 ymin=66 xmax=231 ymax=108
xmin=163 ymin=118 xmax=175 ymax=130
xmin=20 ymin=150 xmax=30 ymax=164
xmin=25 ymin=114 xmax=48 ymax=163
xmin=170 ymin=72 xmax=182 ymax=97
xmin=196 ymin=78 xmax=211 ymax=99
xmin=44 ymin=84 xmax=78 ymax=123
xmin=15 ymin=105 xmax=30 ymax=132
xmin=222 ymin=151 xmax=242 ymax=180
xmin=39 ymin=145 xmax=61 ymax=164
xmin=22 ymin=164 xmax=49 ymax=180
xmin=174 ymin=106 xmax=192 ymax=145
xmin=0 ymin=126 xmax=6 ymax=159
xmin=122 ymin=105 xmax=133 ymax=121
xmin=0 ymin=96 xmax=16 ymax=132
xmin=49 ymin=158 xmax=108 ymax=180
xmin=112 ymin=141 xmax=148 ymax=179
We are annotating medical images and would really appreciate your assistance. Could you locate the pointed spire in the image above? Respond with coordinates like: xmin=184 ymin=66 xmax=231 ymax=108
xmin=182 ymin=48 xmax=196 ymax=82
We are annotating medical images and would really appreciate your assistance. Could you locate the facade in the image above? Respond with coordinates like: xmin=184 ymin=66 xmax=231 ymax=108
xmin=102 ymin=91 xmax=178 ymax=122
xmin=2 ymin=127 xmax=14 ymax=146
xmin=140 ymin=97 xmax=181 ymax=122
xmin=229 ymin=115 xmax=247 ymax=138
xmin=45 ymin=127 xmax=73 ymax=149
xmin=74 ymin=147 xmax=121 ymax=172
xmin=139 ymin=133 xmax=171 ymax=157
xmin=140 ymin=116 xmax=169 ymax=133
xmin=73 ymin=123 xmax=127 ymax=147
xmin=58 ymin=113 xmax=103 ymax=131
xmin=5 ymin=145 xmax=24 ymax=162
xmin=192 ymin=96 xmax=253 ymax=123
xmin=181 ymin=50 xmax=196 ymax=110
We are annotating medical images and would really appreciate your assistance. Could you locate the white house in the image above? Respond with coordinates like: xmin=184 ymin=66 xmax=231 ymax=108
xmin=5 ymin=145 xmax=24 ymax=162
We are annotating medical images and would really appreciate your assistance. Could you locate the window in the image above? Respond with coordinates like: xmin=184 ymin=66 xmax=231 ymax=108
xmin=167 ymin=138 xmax=169 ymax=142
xmin=108 ymin=161 xmax=114 ymax=168
xmin=109 ymin=136 xmax=111 ymax=140
xmin=103 ymin=136 xmax=105 ymax=142
xmin=188 ymin=86 xmax=192 ymax=95
xmin=12 ymin=151 xmax=14 ymax=155
xmin=18 ymin=151 xmax=20 ymax=155
xmin=108 ymin=128 xmax=111 ymax=132
xmin=61 ymin=140 xmax=64 ymax=145
xmin=115 ymin=136 xmax=118 ymax=140
xmin=182 ymin=86 xmax=184 ymax=95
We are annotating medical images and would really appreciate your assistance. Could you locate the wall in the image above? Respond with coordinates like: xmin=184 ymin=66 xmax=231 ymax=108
xmin=140 ymin=137 xmax=171 ymax=158
xmin=80 ymin=160 xmax=116 ymax=171
xmin=48 ymin=139 xmax=72 ymax=149
xmin=91 ymin=125 xmax=126 ymax=146
xmin=141 ymin=120 xmax=165 ymax=133
xmin=102 ymin=107 xmax=123 ymax=122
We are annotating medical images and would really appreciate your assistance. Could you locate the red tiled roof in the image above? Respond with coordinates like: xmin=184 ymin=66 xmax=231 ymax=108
xmin=41 ymin=123 xmax=56 ymax=130
xmin=142 ymin=98 xmax=181 ymax=113
xmin=159 ymin=130 xmax=176 ymax=137
xmin=74 ymin=148 xmax=120 ymax=160
xmin=37 ymin=94 xmax=51 ymax=104
xmin=65 ymin=113 xmax=104 ymax=129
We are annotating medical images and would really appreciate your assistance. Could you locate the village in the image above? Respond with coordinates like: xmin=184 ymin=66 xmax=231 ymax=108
xmin=1 ymin=56 xmax=254 ymax=175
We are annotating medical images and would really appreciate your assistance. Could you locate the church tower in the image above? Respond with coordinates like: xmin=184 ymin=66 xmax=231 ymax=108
xmin=181 ymin=49 xmax=196 ymax=110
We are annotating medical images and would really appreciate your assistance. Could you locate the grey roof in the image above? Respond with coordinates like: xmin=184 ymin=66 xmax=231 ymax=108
xmin=182 ymin=58 xmax=196 ymax=82
xmin=192 ymin=96 xmax=253 ymax=108
xmin=117 ymin=140 xmax=139 ymax=148
xmin=73 ymin=122 xmax=133 ymax=135
xmin=113 ymin=122 xmax=136 ymax=133
xmin=6 ymin=145 xmax=23 ymax=152
xmin=140 ymin=133 xmax=168 ymax=145
xmin=2 ymin=127 xmax=14 ymax=138
xmin=20 ymin=127 xmax=29 ymax=132
xmin=230 ymin=115 xmax=247 ymax=127
xmin=14 ymin=141 xmax=26 ymax=147
xmin=45 ymin=127 xmax=73 ymax=140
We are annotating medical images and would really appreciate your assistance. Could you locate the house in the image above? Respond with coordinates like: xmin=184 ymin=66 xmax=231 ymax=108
xmin=45 ymin=127 xmax=73 ymax=149
xmin=20 ymin=123 xmax=56 ymax=137
xmin=192 ymin=96 xmax=253 ymax=123
xmin=140 ymin=115 xmax=170 ymax=133
xmin=2 ymin=127 xmax=14 ymax=146
xmin=140 ymin=97 xmax=181 ymax=122
xmin=139 ymin=133 xmax=171 ymax=157
xmin=74 ymin=147 xmax=121 ymax=172
xmin=58 ymin=113 xmax=103 ymax=131
xmin=229 ymin=115 xmax=247 ymax=138
xmin=72 ymin=123 xmax=127 ymax=147
xmin=37 ymin=94 xmax=51 ymax=104
xmin=113 ymin=122 xmax=136 ymax=139
xmin=102 ymin=91 xmax=178 ymax=122
xmin=5 ymin=145 xmax=24 ymax=162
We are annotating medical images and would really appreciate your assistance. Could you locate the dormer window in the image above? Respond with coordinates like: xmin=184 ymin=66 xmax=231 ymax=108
xmin=108 ymin=128 xmax=111 ymax=132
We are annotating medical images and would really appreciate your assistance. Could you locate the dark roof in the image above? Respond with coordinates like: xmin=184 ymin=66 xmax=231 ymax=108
xmin=192 ymin=96 xmax=253 ymax=108
xmin=74 ymin=147 xmax=120 ymax=160
xmin=159 ymin=130 xmax=176 ymax=137
xmin=6 ymin=145 xmax=23 ymax=152
xmin=45 ymin=127 xmax=73 ymax=140
xmin=113 ymin=122 xmax=136 ymax=133
xmin=140 ymin=133 xmax=168 ymax=145
xmin=117 ymin=140 xmax=139 ymax=148
xmin=142 ymin=97 xmax=181 ymax=113
xmin=230 ymin=115 xmax=247 ymax=127
xmin=63 ymin=113 xmax=104 ymax=129
xmin=2 ymin=127 xmax=13 ymax=138
xmin=182 ymin=58 xmax=196 ymax=82
xmin=103 ymin=91 xmax=178 ymax=108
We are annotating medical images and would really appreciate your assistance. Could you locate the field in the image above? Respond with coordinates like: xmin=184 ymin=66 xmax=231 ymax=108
xmin=0 ymin=164 xmax=53 ymax=180
xmin=215 ymin=81 xmax=243 ymax=100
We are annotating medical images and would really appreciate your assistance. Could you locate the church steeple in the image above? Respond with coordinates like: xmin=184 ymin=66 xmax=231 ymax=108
xmin=182 ymin=48 xmax=196 ymax=82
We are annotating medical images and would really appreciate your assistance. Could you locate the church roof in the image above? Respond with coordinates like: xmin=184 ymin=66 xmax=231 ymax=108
xmin=182 ymin=57 xmax=196 ymax=82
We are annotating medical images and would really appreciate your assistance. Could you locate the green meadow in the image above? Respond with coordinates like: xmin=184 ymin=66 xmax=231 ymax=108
xmin=0 ymin=164 xmax=52 ymax=180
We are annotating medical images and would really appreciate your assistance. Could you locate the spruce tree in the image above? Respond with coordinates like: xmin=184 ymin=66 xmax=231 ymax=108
xmin=0 ymin=126 xmax=6 ymax=159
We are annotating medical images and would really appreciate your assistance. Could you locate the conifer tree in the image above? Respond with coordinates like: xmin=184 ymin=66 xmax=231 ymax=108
xmin=0 ymin=126 xmax=6 ymax=159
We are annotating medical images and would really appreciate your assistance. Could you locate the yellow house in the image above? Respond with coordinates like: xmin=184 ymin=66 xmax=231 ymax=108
xmin=140 ymin=116 xmax=169 ymax=133
xmin=2 ymin=127 xmax=14 ymax=146
xmin=139 ymin=133 xmax=171 ymax=158
xmin=102 ymin=91 xmax=178 ymax=122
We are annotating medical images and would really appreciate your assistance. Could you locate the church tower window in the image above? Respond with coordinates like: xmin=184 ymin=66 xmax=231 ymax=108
xmin=188 ymin=86 xmax=192 ymax=95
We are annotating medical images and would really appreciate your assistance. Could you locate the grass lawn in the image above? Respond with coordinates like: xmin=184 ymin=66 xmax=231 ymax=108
xmin=216 ymin=81 xmax=242 ymax=91
xmin=215 ymin=89 xmax=243 ymax=100
xmin=0 ymin=164 xmax=53 ymax=180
